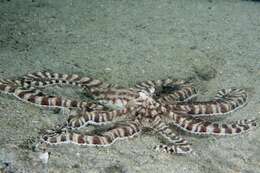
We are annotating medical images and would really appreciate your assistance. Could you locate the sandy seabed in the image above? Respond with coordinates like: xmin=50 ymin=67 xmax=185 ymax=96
xmin=0 ymin=0 xmax=260 ymax=173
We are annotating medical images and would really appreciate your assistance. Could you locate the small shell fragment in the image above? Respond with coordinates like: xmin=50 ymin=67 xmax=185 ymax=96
xmin=39 ymin=151 xmax=49 ymax=164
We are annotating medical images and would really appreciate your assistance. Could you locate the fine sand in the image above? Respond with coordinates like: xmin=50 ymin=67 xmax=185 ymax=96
xmin=0 ymin=0 xmax=260 ymax=173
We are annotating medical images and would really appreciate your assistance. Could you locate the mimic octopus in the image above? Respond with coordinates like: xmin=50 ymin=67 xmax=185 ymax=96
xmin=0 ymin=71 xmax=256 ymax=154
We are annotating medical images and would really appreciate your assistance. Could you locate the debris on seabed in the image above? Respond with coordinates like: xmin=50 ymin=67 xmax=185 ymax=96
xmin=37 ymin=143 xmax=50 ymax=165
xmin=105 ymin=67 xmax=112 ymax=71
xmin=38 ymin=150 xmax=49 ymax=165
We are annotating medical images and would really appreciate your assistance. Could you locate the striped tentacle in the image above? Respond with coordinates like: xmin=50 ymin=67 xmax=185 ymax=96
xmin=0 ymin=80 xmax=19 ymax=94
xmin=1 ymin=71 xmax=107 ymax=96
xmin=22 ymin=78 xmax=86 ymax=89
xmin=171 ymin=88 xmax=247 ymax=117
xmin=22 ymin=71 xmax=105 ymax=89
xmin=0 ymin=79 xmax=66 ymax=95
xmin=90 ymin=87 xmax=140 ymax=110
xmin=0 ymin=78 xmax=58 ymax=93
xmin=13 ymin=88 xmax=103 ymax=110
xmin=67 ymin=108 xmax=129 ymax=128
xmin=157 ymin=84 xmax=197 ymax=104
xmin=42 ymin=121 xmax=141 ymax=146
xmin=154 ymin=144 xmax=192 ymax=155
xmin=135 ymin=79 xmax=183 ymax=93
xmin=0 ymin=78 xmax=23 ymax=86
xmin=167 ymin=111 xmax=256 ymax=135
xmin=89 ymin=87 xmax=139 ymax=100
xmin=151 ymin=116 xmax=192 ymax=154
xmin=134 ymin=79 xmax=158 ymax=95
xmin=0 ymin=78 xmax=39 ymax=92
xmin=135 ymin=79 xmax=197 ymax=103
xmin=0 ymin=79 xmax=57 ymax=107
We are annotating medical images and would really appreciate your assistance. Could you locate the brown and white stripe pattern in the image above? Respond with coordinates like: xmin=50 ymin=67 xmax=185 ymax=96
xmin=21 ymin=72 xmax=118 ymax=101
xmin=157 ymin=85 xmax=197 ymax=104
xmin=135 ymin=79 xmax=187 ymax=91
xmin=0 ymin=78 xmax=36 ymax=93
xmin=0 ymin=72 xmax=257 ymax=155
xmin=67 ymin=108 xmax=129 ymax=128
xmin=42 ymin=121 xmax=141 ymax=146
xmin=153 ymin=120 xmax=188 ymax=145
xmin=0 ymin=81 xmax=19 ymax=94
xmin=0 ymin=78 xmax=56 ymax=91
xmin=0 ymin=73 xmax=106 ymax=110
xmin=154 ymin=144 xmax=192 ymax=155
xmin=89 ymin=87 xmax=139 ymax=100
xmin=169 ymin=88 xmax=248 ymax=116
xmin=88 ymin=87 xmax=141 ymax=111
xmin=167 ymin=111 xmax=256 ymax=135
xmin=135 ymin=79 xmax=197 ymax=103
xmin=22 ymin=71 xmax=104 ymax=87
xmin=13 ymin=88 xmax=102 ymax=110
xmin=151 ymin=116 xmax=192 ymax=154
